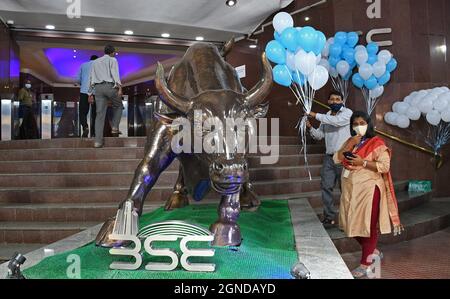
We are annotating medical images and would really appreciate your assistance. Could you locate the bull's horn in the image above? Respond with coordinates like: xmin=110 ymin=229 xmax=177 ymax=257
xmin=155 ymin=62 xmax=192 ymax=114
xmin=245 ymin=52 xmax=273 ymax=107
xmin=221 ymin=37 xmax=235 ymax=57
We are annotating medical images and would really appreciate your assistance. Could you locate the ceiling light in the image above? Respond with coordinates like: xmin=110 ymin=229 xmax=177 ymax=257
xmin=226 ymin=0 xmax=237 ymax=7
xmin=161 ymin=33 xmax=170 ymax=38
xmin=195 ymin=36 xmax=204 ymax=41
xmin=73 ymin=50 xmax=77 ymax=53
xmin=124 ymin=30 xmax=134 ymax=35
xmin=438 ymin=45 xmax=447 ymax=53
xmin=249 ymin=44 xmax=257 ymax=49
xmin=85 ymin=27 xmax=95 ymax=32
xmin=45 ymin=25 xmax=55 ymax=30
xmin=6 ymin=20 xmax=14 ymax=25
xmin=73 ymin=55 xmax=76 ymax=58
xmin=305 ymin=17 xmax=310 ymax=21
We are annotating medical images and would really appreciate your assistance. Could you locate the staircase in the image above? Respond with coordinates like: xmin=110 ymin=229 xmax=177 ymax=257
xmin=0 ymin=136 xmax=325 ymax=260
xmin=1 ymin=136 xmax=449 ymax=262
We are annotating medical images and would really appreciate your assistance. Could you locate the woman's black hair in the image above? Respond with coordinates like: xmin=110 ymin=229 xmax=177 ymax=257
xmin=350 ymin=111 xmax=376 ymax=138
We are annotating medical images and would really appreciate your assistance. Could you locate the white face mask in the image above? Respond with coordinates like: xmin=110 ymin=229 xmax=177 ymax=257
xmin=353 ymin=125 xmax=368 ymax=137
xmin=25 ymin=84 xmax=31 ymax=89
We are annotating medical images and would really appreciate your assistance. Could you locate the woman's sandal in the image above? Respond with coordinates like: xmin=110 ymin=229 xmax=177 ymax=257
xmin=351 ymin=266 xmax=369 ymax=279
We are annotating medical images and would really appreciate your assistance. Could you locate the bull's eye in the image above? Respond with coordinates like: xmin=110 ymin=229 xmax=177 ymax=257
xmin=243 ymin=163 xmax=248 ymax=170
xmin=214 ymin=163 xmax=224 ymax=172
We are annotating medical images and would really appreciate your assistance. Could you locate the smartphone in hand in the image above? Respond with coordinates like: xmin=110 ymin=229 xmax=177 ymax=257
xmin=343 ymin=151 xmax=356 ymax=159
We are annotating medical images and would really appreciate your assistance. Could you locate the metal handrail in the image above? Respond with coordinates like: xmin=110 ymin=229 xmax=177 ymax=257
xmin=312 ymin=99 xmax=444 ymax=169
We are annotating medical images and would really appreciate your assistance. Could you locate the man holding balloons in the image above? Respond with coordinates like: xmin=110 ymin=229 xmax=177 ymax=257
xmin=306 ymin=91 xmax=353 ymax=228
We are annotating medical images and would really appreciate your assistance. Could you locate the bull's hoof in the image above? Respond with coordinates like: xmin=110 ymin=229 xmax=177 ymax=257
xmin=95 ymin=217 xmax=129 ymax=248
xmin=210 ymin=221 xmax=242 ymax=247
xmin=164 ymin=191 xmax=189 ymax=211
xmin=240 ymin=193 xmax=261 ymax=212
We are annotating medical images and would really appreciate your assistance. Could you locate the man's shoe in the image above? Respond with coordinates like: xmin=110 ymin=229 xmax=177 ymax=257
xmin=111 ymin=129 xmax=122 ymax=138
xmin=82 ymin=127 xmax=89 ymax=138
xmin=94 ymin=142 xmax=103 ymax=148
xmin=321 ymin=218 xmax=336 ymax=229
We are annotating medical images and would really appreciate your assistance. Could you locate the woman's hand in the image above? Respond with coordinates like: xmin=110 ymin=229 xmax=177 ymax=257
xmin=346 ymin=154 xmax=364 ymax=167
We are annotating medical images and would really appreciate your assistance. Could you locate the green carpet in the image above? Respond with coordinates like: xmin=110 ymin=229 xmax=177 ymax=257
xmin=23 ymin=200 xmax=297 ymax=279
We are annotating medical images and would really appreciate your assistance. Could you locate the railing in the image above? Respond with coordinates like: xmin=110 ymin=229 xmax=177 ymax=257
xmin=312 ymin=99 xmax=444 ymax=169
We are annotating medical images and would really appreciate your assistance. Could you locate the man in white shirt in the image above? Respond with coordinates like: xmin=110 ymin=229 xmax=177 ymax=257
xmin=307 ymin=91 xmax=353 ymax=228
xmin=88 ymin=45 xmax=123 ymax=148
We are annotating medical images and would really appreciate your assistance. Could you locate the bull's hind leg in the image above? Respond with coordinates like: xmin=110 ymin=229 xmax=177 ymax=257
xmin=239 ymin=182 xmax=261 ymax=212
xmin=165 ymin=165 xmax=189 ymax=210
xmin=95 ymin=121 xmax=176 ymax=247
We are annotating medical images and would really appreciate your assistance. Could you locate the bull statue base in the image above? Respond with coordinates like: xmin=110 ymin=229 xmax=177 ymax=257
xmin=95 ymin=43 xmax=272 ymax=248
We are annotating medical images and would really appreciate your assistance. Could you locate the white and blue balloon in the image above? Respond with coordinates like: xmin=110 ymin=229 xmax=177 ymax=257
xmin=321 ymin=31 xmax=360 ymax=103
xmin=351 ymin=42 xmax=398 ymax=115
xmin=267 ymin=12 xmax=329 ymax=91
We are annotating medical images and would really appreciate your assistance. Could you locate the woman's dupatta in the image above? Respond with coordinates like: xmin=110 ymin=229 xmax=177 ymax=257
xmin=342 ymin=136 xmax=405 ymax=236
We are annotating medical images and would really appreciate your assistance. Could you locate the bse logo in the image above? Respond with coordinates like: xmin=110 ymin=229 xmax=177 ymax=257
xmin=109 ymin=221 xmax=216 ymax=272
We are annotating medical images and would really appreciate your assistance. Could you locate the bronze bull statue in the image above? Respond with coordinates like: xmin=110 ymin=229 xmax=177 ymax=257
xmin=95 ymin=43 xmax=273 ymax=247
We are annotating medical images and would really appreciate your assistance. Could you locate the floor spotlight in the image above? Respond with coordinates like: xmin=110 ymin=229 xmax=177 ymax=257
xmin=7 ymin=252 xmax=26 ymax=279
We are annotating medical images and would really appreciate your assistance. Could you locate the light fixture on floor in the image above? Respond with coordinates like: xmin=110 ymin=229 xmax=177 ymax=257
xmin=6 ymin=252 xmax=26 ymax=279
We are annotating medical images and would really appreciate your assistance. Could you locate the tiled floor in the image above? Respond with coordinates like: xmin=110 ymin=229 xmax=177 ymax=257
xmin=342 ymin=228 xmax=450 ymax=279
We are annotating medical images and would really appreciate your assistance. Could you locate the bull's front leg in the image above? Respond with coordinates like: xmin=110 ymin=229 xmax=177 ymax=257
xmin=95 ymin=121 xmax=176 ymax=247
xmin=210 ymin=192 xmax=242 ymax=246
xmin=239 ymin=182 xmax=261 ymax=212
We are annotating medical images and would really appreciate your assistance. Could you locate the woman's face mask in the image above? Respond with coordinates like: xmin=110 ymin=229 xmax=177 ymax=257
xmin=25 ymin=84 xmax=31 ymax=89
xmin=353 ymin=125 xmax=368 ymax=137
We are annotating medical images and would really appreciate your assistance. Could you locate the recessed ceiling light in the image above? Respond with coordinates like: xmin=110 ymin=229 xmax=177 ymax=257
xmin=115 ymin=53 xmax=119 ymax=56
xmin=249 ymin=44 xmax=257 ymax=49
xmin=45 ymin=25 xmax=55 ymax=30
xmin=124 ymin=30 xmax=134 ymax=35
xmin=85 ymin=27 xmax=95 ymax=32
xmin=226 ymin=0 xmax=237 ymax=7
xmin=195 ymin=36 xmax=204 ymax=41
xmin=73 ymin=50 xmax=77 ymax=53
xmin=161 ymin=33 xmax=170 ymax=38
xmin=6 ymin=20 xmax=14 ymax=25
xmin=305 ymin=17 xmax=310 ymax=21
xmin=73 ymin=55 xmax=77 ymax=58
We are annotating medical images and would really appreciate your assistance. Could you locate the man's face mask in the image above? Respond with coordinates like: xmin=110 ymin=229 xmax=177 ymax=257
xmin=25 ymin=84 xmax=31 ymax=89
xmin=330 ymin=103 xmax=344 ymax=112
xmin=353 ymin=125 xmax=368 ymax=137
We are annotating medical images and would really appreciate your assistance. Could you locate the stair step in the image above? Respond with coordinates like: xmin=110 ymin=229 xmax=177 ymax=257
xmin=0 ymin=243 xmax=47 ymax=262
xmin=329 ymin=200 xmax=450 ymax=253
xmin=312 ymin=191 xmax=432 ymax=215
xmin=0 ymin=177 xmax=322 ymax=204
xmin=0 ymin=154 xmax=325 ymax=174
xmin=0 ymin=221 xmax=99 ymax=244
xmin=0 ymin=165 xmax=322 ymax=188
xmin=0 ymin=136 xmax=303 ymax=150
xmin=0 ymin=145 xmax=325 ymax=161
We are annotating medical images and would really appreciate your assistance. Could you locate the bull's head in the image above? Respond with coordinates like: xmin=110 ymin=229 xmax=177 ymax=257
xmin=155 ymin=53 xmax=273 ymax=194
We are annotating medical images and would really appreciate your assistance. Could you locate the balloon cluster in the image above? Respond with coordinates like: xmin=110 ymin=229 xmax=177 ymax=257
xmin=385 ymin=87 xmax=450 ymax=154
xmin=321 ymin=32 xmax=359 ymax=102
xmin=385 ymin=87 xmax=450 ymax=128
xmin=267 ymin=12 xmax=329 ymax=91
xmin=351 ymin=42 xmax=398 ymax=115
xmin=266 ymin=12 xmax=330 ymax=180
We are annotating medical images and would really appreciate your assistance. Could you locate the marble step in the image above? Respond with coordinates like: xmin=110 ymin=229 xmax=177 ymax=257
xmin=0 ymin=221 xmax=99 ymax=244
xmin=328 ymin=199 xmax=450 ymax=254
xmin=0 ymin=243 xmax=47 ymax=262
xmin=0 ymin=177 xmax=322 ymax=204
xmin=0 ymin=136 xmax=303 ymax=150
xmin=0 ymin=154 xmax=325 ymax=174
xmin=0 ymin=165 xmax=322 ymax=188
xmin=0 ymin=144 xmax=325 ymax=161
xmin=312 ymin=191 xmax=432 ymax=215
